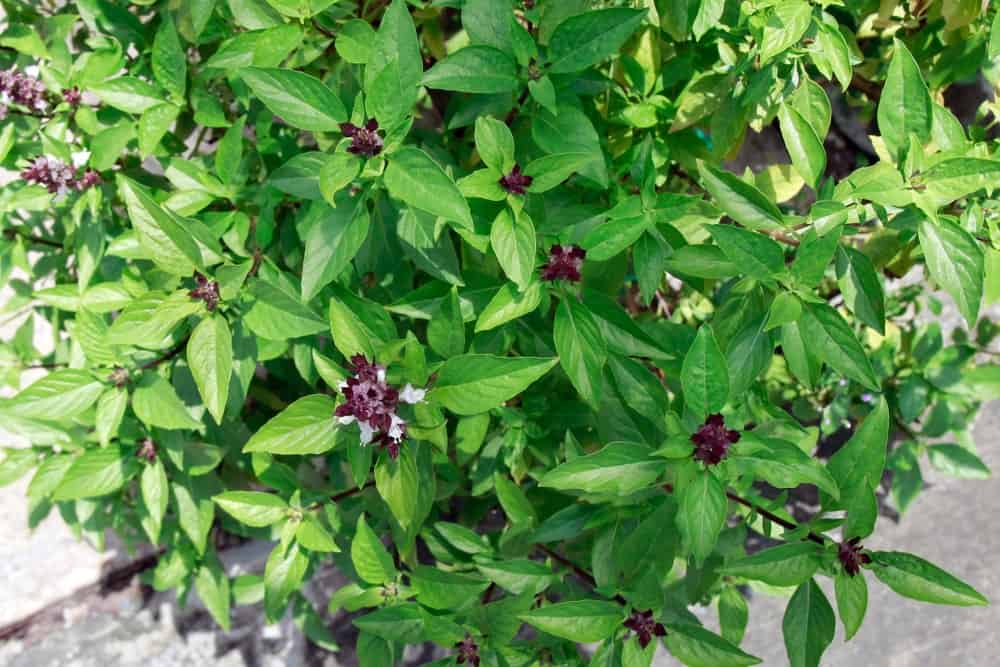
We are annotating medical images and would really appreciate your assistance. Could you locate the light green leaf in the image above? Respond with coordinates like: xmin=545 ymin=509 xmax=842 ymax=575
xmin=798 ymin=301 xmax=879 ymax=390
xmin=214 ymin=490 xmax=288 ymax=527
xmin=698 ymin=162 xmax=784 ymax=231
xmin=778 ymin=103 xmax=826 ymax=189
xmin=540 ymin=441 xmax=665 ymax=496
xmin=385 ymin=147 xmax=473 ymax=229
xmin=681 ymin=325 xmax=729 ymax=418
xmin=870 ymin=551 xmax=987 ymax=606
xmin=52 ymin=446 xmax=135 ymax=501
xmin=677 ymin=469 xmax=727 ymax=564
xmin=782 ymin=579 xmax=835 ymax=667
xmin=553 ymin=297 xmax=606 ymax=408
xmin=243 ymin=395 xmax=337 ymax=454
xmin=722 ymin=542 xmax=821 ymax=587
xmin=431 ymin=355 xmax=558 ymax=415
xmin=132 ymin=373 xmax=202 ymax=430
xmin=240 ymin=67 xmax=347 ymax=131
xmin=422 ymin=46 xmax=518 ymax=93
xmin=352 ymin=514 xmax=398 ymax=585
xmin=490 ymin=208 xmax=536 ymax=290
xmin=760 ymin=1 xmax=811 ymax=64
xmin=877 ymin=39 xmax=932 ymax=163
xmin=917 ymin=218 xmax=984 ymax=327
xmin=187 ymin=314 xmax=233 ymax=424
xmin=547 ymin=8 xmax=646 ymax=73
xmin=519 ymin=600 xmax=623 ymax=643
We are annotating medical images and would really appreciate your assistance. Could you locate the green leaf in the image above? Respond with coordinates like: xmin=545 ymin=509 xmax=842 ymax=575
xmin=214 ymin=491 xmax=288 ymax=527
xmin=475 ymin=116 xmax=515 ymax=174
xmin=540 ymin=442 xmax=666 ymax=496
xmin=917 ymin=218 xmax=984 ymax=327
xmin=664 ymin=245 xmax=738 ymax=279
xmin=216 ymin=116 xmax=246 ymax=185
xmin=117 ymin=176 xmax=203 ymax=275
xmin=463 ymin=0 xmax=513 ymax=53
xmin=138 ymin=103 xmax=181 ymax=157
xmin=152 ymin=16 xmax=187 ymax=100
xmin=195 ymin=553 xmax=232 ymax=631
xmin=782 ymin=579 xmax=835 ymax=667
xmin=759 ymin=1 xmax=811 ymax=64
xmin=5 ymin=369 xmax=103 ymax=419
xmin=132 ymin=374 xmax=202 ymax=430
xmin=301 ymin=199 xmax=370 ymax=301
xmin=475 ymin=281 xmax=542 ymax=332
xmin=827 ymin=397 xmax=888 ymax=502
xmin=870 ymin=551 xmax=987 ymax=606
xmin=490 ymin=208 xmax=536 ymax=290
xmin=327 ymin=285 xmax=396 ymax=359
xmin=52 ymin=446 xmax=135 ymax=501
xmin=722 ymin=542 xmax=821 ymax=587
xmin=353 ymin=604 xmax=426 ymax=643
xmin=364 ymin=0 xmax=421 ymax=126
xmin=524 ymin=152 xmax=592 ymax=193
xmin=519 ymin=600 xmax=623 ymax=643
xmin=319 ymin=153 xmax=362 ymax=205
xmin=677 ymin=469 xmax=727 ymax=564
xmin=494 ymin=474 xmax=537 ymax=526
xmin=422 ymin=46 xmax=518 ymax=93
xmin=731 ymin=435 xmax=839 ymax=499
xmin=91 ymin=77 xmax=166 ymax=114
xmin=476 ymin=559 xmax=556 ymax=596
xmin=698 ymin=163 xmax=784 ymax=231
xmin=374 ymin=444 xmax=423 ymax=531
xmin=240 ymin=67 xmax=347 ymax=131
xmin=927 ymin=444 xmax=990 ymax=479
xmin=187 ymin=314 xmax=233 ymax=424
xmin=664 ymin=623 xmax=762 ymax=667
xmin=264 ymin=543 xmax=309 ymax=622
xmin=553 ymin=298 xmax=607 ymax=408
xmin=877 ymin=39 xmax=932 ymax=163
xmin=427 ymin=286 xmax=465 ymax=358
xmin=385 ymin=147 xmax=473 ymax=229
xmin=352 ymin=514 xmax=398 ymax=585
xmin=411 ymin=566 xmax=489 ymax=610
xmin=778 ymin=103 xmax=826 ymax=189
xmin=920 ymin=158 xmax=1000 ymax=202
xmin=140 ymin=459 xmax=169 ymax=543
xmin=681 ymin=325 xmax=729 ymax=418
xmin=817 ymin=23 xmax=852 ymax=91
xmin=244 ymin=278 xmax=328 ymax=340
xmin=243 ymin=395 xmax=337 ymax=454
xmin=798 ymin=301 xmax=879 ymax=390
xmin=270 ymin=152 xmax=327 ymax=200
xmin=836 ymin=246 xmax=885 ymax=334
xmin=547 ymin=8 xmax=647 ymax=74
xmin=335 ymin=19 xmax=376 ymax=63
xmin=296 ymin=513 xmax=340 ymax=552
xmin=834 ymin=571 xmax=868 ymax=641
xmin=718 ymin=588 xmax=749 ymax=646
xmin=431 ymin=355 xmax=558 ymax=415
xmin=708 ymin=225 xmax=785 ymax=281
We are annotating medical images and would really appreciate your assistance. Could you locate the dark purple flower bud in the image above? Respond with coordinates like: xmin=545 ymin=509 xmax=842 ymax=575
xmin=21 ymin=156 xmax=78 ymax=195
xmin=108 ymin=367 xmax=130 ymax=388
xmin=340 ymin=118 xmax=383 ymax=157
xmin=188 ymin=272 xmax=221 ymax=311
xmin=540 ymin=244 xmax=586 ymax=282
xmin=499 ymin=164 xmax=532 ymax=195
xmin=62 ymin=87 xmax=82 ymax=107
xmin=623 ymin=609 xmax=666 ymax=649
xmin=136 ymin=438 xmax=158 ymax=463
xmin=837 ymin=537 xmax=872 ymax=576
xmin=455 ymin=635 xmax=481 ymax=666
xmin=691 ymin=413 xmax=740 ymax=465
xmin=77 ymin=169 xmax=101 ymax=191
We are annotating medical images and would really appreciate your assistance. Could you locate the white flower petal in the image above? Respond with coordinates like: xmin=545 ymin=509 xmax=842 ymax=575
xmin=336 ymin=415 xmax=356 ymax=425
xmin=399 ymin=384 xmax=426 ymax=404
xmin=388 ymin=413 xmax=406 ymax=441
xmin=71 ymin=150 xmax=90 ymax=168
xmin=358 ymin=420 xmax=375 ymax=445
xmin=377 ymin=368 xmax=386 ymax=383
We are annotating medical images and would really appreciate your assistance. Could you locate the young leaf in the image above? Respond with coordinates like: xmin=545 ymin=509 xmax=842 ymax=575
xmin=664 ymin=622 xmax=761 ymax=667
xmin=553 ymin=297 xmax=607 ymax=408
xmin=677 ymin=469 xmax=727 ymax=564
xmin=877 ymin=39 xmax=932 ymax=163
xmin=681 ymin=325 xmax=729 ymax=418
xmin=798 ymin=301 xmax=879 ymax=390
xmin=187 ymin=314 xmax=233 ymax=424
xmin=422 ymin=46 xmax=518 ymax=93
xmin=490 ymin=208 xmax=536 ymax=290
xmin=708 ymin=224 xmax=786 ymax=281
xmin=351 ymin=514 xmax=398 ymax=585
xmin=721 ymin=542 xmax=821 ymax=587
xmin=827 ymin=397 xmax=889 ymax=503
xmin=782 ymin=579 xmax=835 ymax=667
xmin=778 ymin=103 xmax=826 ymax=189
xmin=835 ymin=246 xmax=885 ymax=333
xmin=214 ymin=491 xmax=289 ymax=527
xmin=834 ymin=571 xmax=868 ymax=641
xmin=698 ymin=163 xmax=784 ymax=231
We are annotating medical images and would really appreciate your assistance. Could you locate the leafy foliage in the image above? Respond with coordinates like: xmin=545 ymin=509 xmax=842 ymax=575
xmin=1 ymin=0 xmax=998 ymax=665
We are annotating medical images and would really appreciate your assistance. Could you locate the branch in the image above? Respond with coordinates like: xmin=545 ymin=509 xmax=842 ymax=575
xmin=140 ymin=337 xmax=189 ymax=370
xmin=768 ymin=230 xmax=801 ymax=247
xmin=3 ymin=228 xmax=63 ymax=249
xmin=663 ymin=483 xmax=826 ymax=545
xmin=331 ymin=479 xmax=374 ymax=502
xmin=535 ymin=543 xmax=628 ymax=605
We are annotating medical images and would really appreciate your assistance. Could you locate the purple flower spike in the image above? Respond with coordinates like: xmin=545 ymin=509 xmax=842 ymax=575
xmin=499 ymin=164 xmax=532 ymax=195
xmin=623 ymin=609 xmax=667 ymax=649
xmin=340 ymin=118 xmax=383 ymax=157
xmin=691 ymin=414 xmax=741 ymax=465
xmin=541 ymin=244 xmax=586 ymax=282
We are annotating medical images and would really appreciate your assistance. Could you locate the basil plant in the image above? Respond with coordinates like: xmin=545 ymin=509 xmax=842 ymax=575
xmin=1 ymin=0 xmax=997 ymax=665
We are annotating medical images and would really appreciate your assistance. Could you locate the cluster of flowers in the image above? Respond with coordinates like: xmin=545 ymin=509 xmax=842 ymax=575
xmin=335 ymin=355 xmax=426 ymax=459
xmin=189 ymin=273 xmax=221 ymax=311
xmin=0 ymin=68 xmax=47 ymax=118
xmin=340 ymin=119 xmax=384 ymax=157
xmin=691 ymin=413 xmax=741 ymax=465
xmin=21 ymin=156 xmax=100 ymax=195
